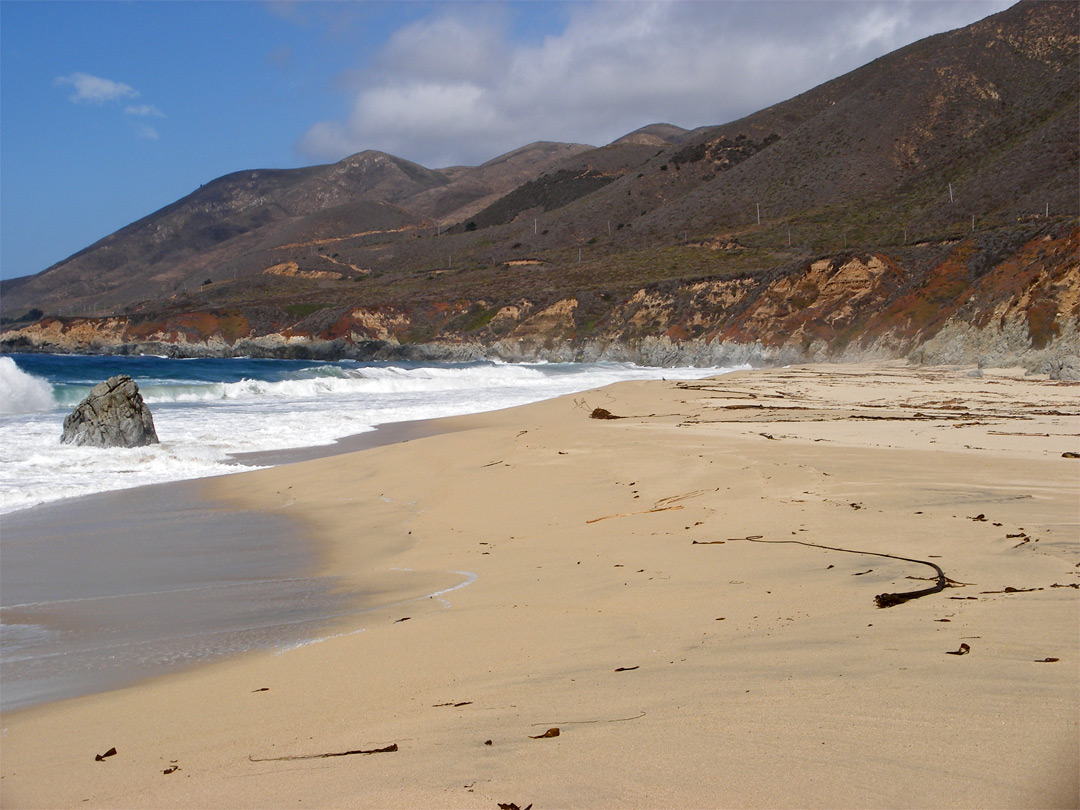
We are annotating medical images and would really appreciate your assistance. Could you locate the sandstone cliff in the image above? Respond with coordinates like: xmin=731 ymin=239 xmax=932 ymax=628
xmin=4 ymin=224 xmax=1075 ymax=377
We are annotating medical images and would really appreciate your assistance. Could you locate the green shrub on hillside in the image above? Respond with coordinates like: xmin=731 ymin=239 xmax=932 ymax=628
xmin=284 ymin=302 xmax=330 ymax=318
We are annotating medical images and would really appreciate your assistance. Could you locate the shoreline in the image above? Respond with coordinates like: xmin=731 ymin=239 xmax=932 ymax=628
xmin=2 ymin=362 xmax=1077 ymax=808
xmin=0 ymin=414 xmax=468 ymax=711
xmin=2 ymin=352 xmax=741 ymax=518
xmin=227 ymin=415 xmax=465 ymax=468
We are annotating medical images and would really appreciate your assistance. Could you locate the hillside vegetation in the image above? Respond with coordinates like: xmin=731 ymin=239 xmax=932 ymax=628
xmin=2 ymin=0 xmax=1077 ymax=373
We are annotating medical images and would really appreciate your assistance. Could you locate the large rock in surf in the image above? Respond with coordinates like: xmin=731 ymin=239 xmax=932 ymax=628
xmin=61 ymin=375 xmax=159 ymax=448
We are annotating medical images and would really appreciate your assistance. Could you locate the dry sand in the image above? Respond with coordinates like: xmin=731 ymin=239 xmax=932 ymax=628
xmin=2 ymin=362 xmax=1078 ymax=809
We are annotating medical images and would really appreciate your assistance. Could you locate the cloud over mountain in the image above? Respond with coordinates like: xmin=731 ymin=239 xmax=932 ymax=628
xmin=296 ymin=0 xmax=1012 ymax=168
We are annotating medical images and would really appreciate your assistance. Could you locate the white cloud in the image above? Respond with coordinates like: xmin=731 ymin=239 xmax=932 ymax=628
xmin=296 ymin=0 xmax=1015 ymax=168
xmin=55 ymin=72 xmax=164 ymax=138
xmin=375 ymin=14 xmax=508 ymax=84
xmin=55 ymin=72 xmax=139 ymax=104
xmin=124 ymin=104 xmax=165 ymax=118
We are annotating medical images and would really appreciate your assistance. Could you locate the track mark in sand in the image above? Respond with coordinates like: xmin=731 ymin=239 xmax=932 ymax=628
xmin=586 ymin=505 xmax=683 ymax=523
xmin=249 ymin=744 xmax=398 ymax=762
xmin=654 ymin=488 xmax=717 ymax=507
xmin=530 ymin=711 xmax=646 ymax=726
xmin=586 ymin=490 xmax=714 ymax=524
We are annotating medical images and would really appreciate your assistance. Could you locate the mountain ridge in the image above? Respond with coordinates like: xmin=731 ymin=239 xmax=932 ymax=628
xmin=2 ymin=0 xmax=1077 ymax=373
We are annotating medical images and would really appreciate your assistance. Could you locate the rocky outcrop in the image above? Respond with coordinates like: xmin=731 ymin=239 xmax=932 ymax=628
xmin=61 ymin=375 xmax=159 ymax=448
xmin=5 ymin=226 xmax=1077 ymax=373
xmin=263 ymin=261 xmax=342 ymax=281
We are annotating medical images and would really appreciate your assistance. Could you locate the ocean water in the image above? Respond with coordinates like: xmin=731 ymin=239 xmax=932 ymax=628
xmin=0 ymin=353 xmax=744 ymax=515
xmin=0 ymin=353 xmax=741 ymax=708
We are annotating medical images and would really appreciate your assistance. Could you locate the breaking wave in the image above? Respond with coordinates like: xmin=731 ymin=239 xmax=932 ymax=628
xmin=0 ymin=357 xmax=56 ymax=415
xmin=0 ymin=355 xmax=745 ymax=514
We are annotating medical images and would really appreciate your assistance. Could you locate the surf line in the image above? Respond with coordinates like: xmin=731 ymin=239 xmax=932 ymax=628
xmin=275 ymin=570 xmax=479 ymax=654
xmin=738 ymin=537 xmax=948 ymax=608
xmin=0 ymin=577 xmax=323 ymax=610
xmin=429 ymin=570 xmax=479 ymax=607
xmin=335 ymin=568 xmax=478 ymax=617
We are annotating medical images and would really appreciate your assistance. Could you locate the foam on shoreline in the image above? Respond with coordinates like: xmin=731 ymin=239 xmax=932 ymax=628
xmin=0 ymin=414 xmax=469 ymax=710
xmin=1 ymin=355 xmax=746 ymax=514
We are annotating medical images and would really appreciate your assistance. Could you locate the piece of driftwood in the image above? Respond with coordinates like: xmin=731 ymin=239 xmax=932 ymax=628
xmin=249 ymin=743 xmax=397 ymax=762
xmin=94 ymin=747 xmax=117 ymax=762
xmin=730 ymin=537 xmax=950 ymax=609
xmin=529 ymin=728 xmax=560 ymax=739
xmin=946 ymin=643 xmax=971 ymax=656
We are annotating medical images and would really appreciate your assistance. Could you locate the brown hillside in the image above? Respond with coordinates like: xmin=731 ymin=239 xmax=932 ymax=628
xmin=2 ymin=0 xmax=1076 ymax=371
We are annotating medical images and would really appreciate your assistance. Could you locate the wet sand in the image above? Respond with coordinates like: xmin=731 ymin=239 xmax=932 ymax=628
xmin=2 ymin=362 xmax=1078 ymax=808
xmin=0 ymin=418 xmax=448 ymax=709
xmin=0 ymin=481 xmax=359 ymax=710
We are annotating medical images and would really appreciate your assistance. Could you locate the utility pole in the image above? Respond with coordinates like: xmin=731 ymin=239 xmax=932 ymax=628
xmin=949 ymin=183 xmax=954 ymax=203
xmin=756 ymin=203 xmax=761 ymax=225
xmin=971 ymin=214 xmax=975 ymax=232
xmin=534 ymin=218 xmax=538 ymax=235
xmin=578 ymin=248 xmax=582 ymax=263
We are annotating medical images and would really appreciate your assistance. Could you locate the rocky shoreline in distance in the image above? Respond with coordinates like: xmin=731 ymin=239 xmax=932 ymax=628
xmin=3 ymin=325 xmax=1078 ymax=380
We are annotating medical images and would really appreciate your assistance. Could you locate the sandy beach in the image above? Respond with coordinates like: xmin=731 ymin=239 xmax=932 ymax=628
xmin=2 ymin=361 xmax=1077 ymax=809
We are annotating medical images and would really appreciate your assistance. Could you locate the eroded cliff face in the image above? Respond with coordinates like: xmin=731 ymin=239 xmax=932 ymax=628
xmin=4 ymin=227 xmax=1077 ymax=375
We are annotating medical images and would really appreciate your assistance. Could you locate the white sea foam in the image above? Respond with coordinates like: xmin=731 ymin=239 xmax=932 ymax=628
xmin=0 ymin=357 xmax=56 ymax=415
xmin=0 ymin=360 xmax=745 ymax=514
xmin=0 ymin=623 xmax=57 ymax=660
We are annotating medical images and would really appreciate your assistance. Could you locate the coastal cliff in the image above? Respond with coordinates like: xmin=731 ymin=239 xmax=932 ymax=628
xmin=4 ymin=223 xmax=1076 ymax=375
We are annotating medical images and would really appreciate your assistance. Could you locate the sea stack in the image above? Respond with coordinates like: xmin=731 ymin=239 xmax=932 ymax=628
xmin=61 ymin=375 xmax=159 ymax=448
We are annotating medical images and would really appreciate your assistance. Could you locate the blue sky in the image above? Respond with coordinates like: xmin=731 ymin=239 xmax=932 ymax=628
xmin=1 ymin=0 xmax=1013 ymax=281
